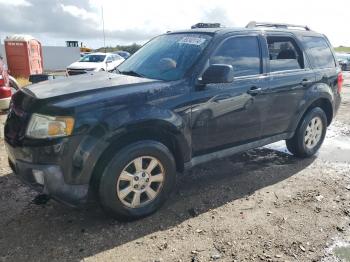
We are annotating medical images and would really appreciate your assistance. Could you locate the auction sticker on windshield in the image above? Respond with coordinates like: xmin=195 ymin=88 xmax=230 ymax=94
xmin=178 ymin=37 xmax=207 ymax=45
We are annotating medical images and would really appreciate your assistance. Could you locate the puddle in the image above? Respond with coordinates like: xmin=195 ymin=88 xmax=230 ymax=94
xmin=324 ymin=241 xmax=350 ymax=262
xmin=263 ymin=140 xmax=291 ymax=155
xmin=264 ymin=122 xmax=350 ymax=163
xmin=334 ymin=245 xmax=350 ymax=261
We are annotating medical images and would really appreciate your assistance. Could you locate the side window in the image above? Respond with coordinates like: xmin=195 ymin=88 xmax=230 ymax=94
xmin=267 ymin=36 xmax=304 ymax=72
xmin=106 ymin=56 xmax=113 ymax=62
xmin=302 ymin=36 xmax=336 ymax=69
xmin=210 ymin=36 xmax=261 ymax=77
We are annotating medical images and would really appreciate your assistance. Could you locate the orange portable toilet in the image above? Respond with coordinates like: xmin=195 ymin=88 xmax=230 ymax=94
xmin=4 ymin=35 xmax=43 ymax=78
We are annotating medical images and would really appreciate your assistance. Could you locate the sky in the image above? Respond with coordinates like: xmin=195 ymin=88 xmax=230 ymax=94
xmin=0 ymin=0 xmax=349 ymax=48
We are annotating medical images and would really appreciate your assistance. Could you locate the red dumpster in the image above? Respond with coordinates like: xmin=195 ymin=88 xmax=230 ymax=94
xmin=4 ymin=35 xmax=43 ymax=78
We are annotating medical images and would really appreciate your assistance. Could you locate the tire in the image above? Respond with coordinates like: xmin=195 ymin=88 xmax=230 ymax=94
xmin=286 ymin=107 xmax=327 ymax=158
xmin=9 ymin=77 xmax=19 ymax=94
xmin=9 ymin=79 xmax=19 ymax=90
xmin=98 ymin=140 xmax=177 ymax=220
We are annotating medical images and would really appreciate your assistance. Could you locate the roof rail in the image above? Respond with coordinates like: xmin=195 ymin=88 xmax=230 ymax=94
xmin=246 ymin=21 xmax=311 ymax=31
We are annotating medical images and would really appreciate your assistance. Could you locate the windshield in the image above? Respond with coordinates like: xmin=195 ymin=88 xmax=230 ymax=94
xmin=118 ymin=33 xmax=212 ymax=81
xmin=79 ymin=54 xmax=106 ymax=63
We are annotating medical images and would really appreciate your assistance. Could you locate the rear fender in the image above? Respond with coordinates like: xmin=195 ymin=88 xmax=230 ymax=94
xmin=289 ymin=82 xmax=334 ymax=132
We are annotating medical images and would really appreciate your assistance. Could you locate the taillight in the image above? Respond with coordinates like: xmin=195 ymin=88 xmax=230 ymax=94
xmin=337 ymin=72 xmax=344 ymax=93
xmin=0 ymin=75 xmax=5 ymax=87
xmin=0 ymin=86 xmax=12 ymax=99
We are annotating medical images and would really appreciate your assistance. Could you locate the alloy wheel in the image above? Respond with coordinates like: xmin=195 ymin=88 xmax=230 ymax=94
xmin=116 ymin=156 xmax=165 ymax=208
xmin=304 ymin=116 xmax=323 ymax=149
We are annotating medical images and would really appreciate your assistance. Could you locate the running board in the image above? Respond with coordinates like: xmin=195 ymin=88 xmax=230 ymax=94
xmin=184 ymin=133 xmax=292 ymax=170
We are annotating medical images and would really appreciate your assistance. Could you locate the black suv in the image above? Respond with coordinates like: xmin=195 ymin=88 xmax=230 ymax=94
xmin=4 ymin=22 xmax=342 ymax=219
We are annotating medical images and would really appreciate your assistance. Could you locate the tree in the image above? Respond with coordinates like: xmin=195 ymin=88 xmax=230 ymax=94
xmin=95 ymin=43 xmax=142 ymax=54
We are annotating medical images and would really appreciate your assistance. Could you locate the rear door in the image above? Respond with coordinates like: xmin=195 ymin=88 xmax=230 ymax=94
xmin=260 ymin=33 xmax=316 ymax=137
xmin=191 ymin=34 xmax=269 ymax=156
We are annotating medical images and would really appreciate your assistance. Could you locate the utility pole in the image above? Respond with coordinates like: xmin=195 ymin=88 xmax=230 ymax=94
xmin=101 ymin=5 xmax=106 ymax=53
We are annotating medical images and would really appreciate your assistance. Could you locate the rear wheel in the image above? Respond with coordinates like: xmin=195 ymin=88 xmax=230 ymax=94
xmin=286 ymin=107 xmax=327 ymax=158
xmin=98 ymin=140 xmax=176 ymax=220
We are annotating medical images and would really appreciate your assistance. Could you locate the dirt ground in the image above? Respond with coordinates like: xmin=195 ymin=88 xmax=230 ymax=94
xmin=0 ymin=73 xmax=350 ymax=262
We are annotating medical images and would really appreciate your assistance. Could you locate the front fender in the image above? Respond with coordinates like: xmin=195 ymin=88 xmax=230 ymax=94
xmin=69 ymin=105 xmax=190 ymax=184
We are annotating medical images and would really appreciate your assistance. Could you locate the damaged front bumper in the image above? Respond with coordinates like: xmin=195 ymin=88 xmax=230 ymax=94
xmin=6 ymin=141 xmax=89 ymax=207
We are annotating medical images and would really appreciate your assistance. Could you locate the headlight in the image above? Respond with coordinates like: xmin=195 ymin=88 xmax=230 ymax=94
xmin=85 ymin=68 xmax=96 ymax=71
xmin=26 ymin=113 xmax=75 ymax=139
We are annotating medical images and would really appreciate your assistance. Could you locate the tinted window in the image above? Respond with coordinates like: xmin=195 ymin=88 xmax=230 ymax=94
xmin=210 ymin=36 xmax=261 ymax=77
xmin=267 ymin=36 xmax=304 ymax=72
xmin=302 ymin=37 xmax=335 ymax=69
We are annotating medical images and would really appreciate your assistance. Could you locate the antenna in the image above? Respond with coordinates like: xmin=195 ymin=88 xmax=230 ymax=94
xmin=101 ymin=5 xmax=106 ymax=53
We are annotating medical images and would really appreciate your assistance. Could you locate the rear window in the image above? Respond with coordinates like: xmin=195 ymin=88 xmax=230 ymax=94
xmin=302 ymin=36 xmax=336 ymax=69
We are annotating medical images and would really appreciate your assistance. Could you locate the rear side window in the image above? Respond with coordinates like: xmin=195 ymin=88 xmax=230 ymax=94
xmin=210 ymin=36 xmax=261 ymax=77
xmin=302 ymin=36 xmax=335 ymax=69
xmin=267 ymin=36 xmax=304 ymax=72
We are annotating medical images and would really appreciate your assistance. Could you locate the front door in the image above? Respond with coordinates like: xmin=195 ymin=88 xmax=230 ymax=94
xmin=191 ymin=35 xmax=269 ymax=156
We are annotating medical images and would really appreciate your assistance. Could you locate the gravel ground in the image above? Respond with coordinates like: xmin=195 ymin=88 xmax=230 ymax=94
xmin=0 ymin=73 xmax=349 ymax=262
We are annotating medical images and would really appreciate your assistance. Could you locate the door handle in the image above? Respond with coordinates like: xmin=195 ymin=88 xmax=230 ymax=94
xmin=247 ymin=86 xmax=262 ymax=96
xmin=301 ymin=79 xmax=312 ymax=86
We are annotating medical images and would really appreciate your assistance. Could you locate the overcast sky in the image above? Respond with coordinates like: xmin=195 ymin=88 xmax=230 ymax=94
xmin=0 ymin=0 xmax=349 ymax=48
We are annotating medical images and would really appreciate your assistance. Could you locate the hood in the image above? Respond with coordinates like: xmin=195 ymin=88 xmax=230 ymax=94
xmin=67 ymin=61 xmax=102 ymax=69
xmin=25 ymin=72 xmax=159 ymax=99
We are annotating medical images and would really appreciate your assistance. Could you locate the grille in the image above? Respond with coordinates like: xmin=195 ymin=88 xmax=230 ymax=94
xmin=67 ymin=69 xmax=87 ymax=76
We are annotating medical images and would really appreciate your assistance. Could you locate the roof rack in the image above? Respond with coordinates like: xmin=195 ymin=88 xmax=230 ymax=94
xmin=191 ymin=23 xmax=221 ymax=29
xmin=246 ymin=21 xmax=311 ymax=31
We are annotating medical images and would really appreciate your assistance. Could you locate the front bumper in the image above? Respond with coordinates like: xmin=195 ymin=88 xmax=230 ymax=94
xmin=0 ymin=97 xmax=11 ymax=111
xmin=5 ymin=141 xmax=89 ymax=206
xmin=67 ymin=68 xmax=95 ymax=76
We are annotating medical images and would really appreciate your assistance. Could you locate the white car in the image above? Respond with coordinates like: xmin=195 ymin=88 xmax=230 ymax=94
xmin=66 ymin=52 xmax=124 ymax=76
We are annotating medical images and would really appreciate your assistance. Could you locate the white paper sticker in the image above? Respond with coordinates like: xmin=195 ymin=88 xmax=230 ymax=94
xmin=178 ymin=37 xmax=206 ymax=45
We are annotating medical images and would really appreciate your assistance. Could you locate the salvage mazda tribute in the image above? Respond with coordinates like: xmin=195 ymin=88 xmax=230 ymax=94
xmin=4 ymin=22 xmax=342 ymax=219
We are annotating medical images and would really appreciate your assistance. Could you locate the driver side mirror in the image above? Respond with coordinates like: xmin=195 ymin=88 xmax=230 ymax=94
xmin=200 ymin=64 xmax=234 ymax=85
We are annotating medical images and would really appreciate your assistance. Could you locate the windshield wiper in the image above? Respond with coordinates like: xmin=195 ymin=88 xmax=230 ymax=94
xmin=119 ymin=70 xmax=145 ymax=78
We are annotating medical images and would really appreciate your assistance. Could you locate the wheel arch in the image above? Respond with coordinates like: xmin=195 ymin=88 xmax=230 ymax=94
xmin=89 ymin=121 xmax=189 ymax=189
xmin=294 ymin=97 xmax=333 ymax=132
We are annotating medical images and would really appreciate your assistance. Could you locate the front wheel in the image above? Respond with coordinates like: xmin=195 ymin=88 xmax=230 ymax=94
xmin=98 ymin=140 xmax=177 ymax=220
xmin=286 ymin=107 xmax=327 ymax=158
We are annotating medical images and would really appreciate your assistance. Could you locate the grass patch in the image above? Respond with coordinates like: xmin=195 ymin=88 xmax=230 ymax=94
xmin=335 ymin=46 xmax=350 ymax=53
xmin=16 ymin=77 xmax=31 ymax=88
